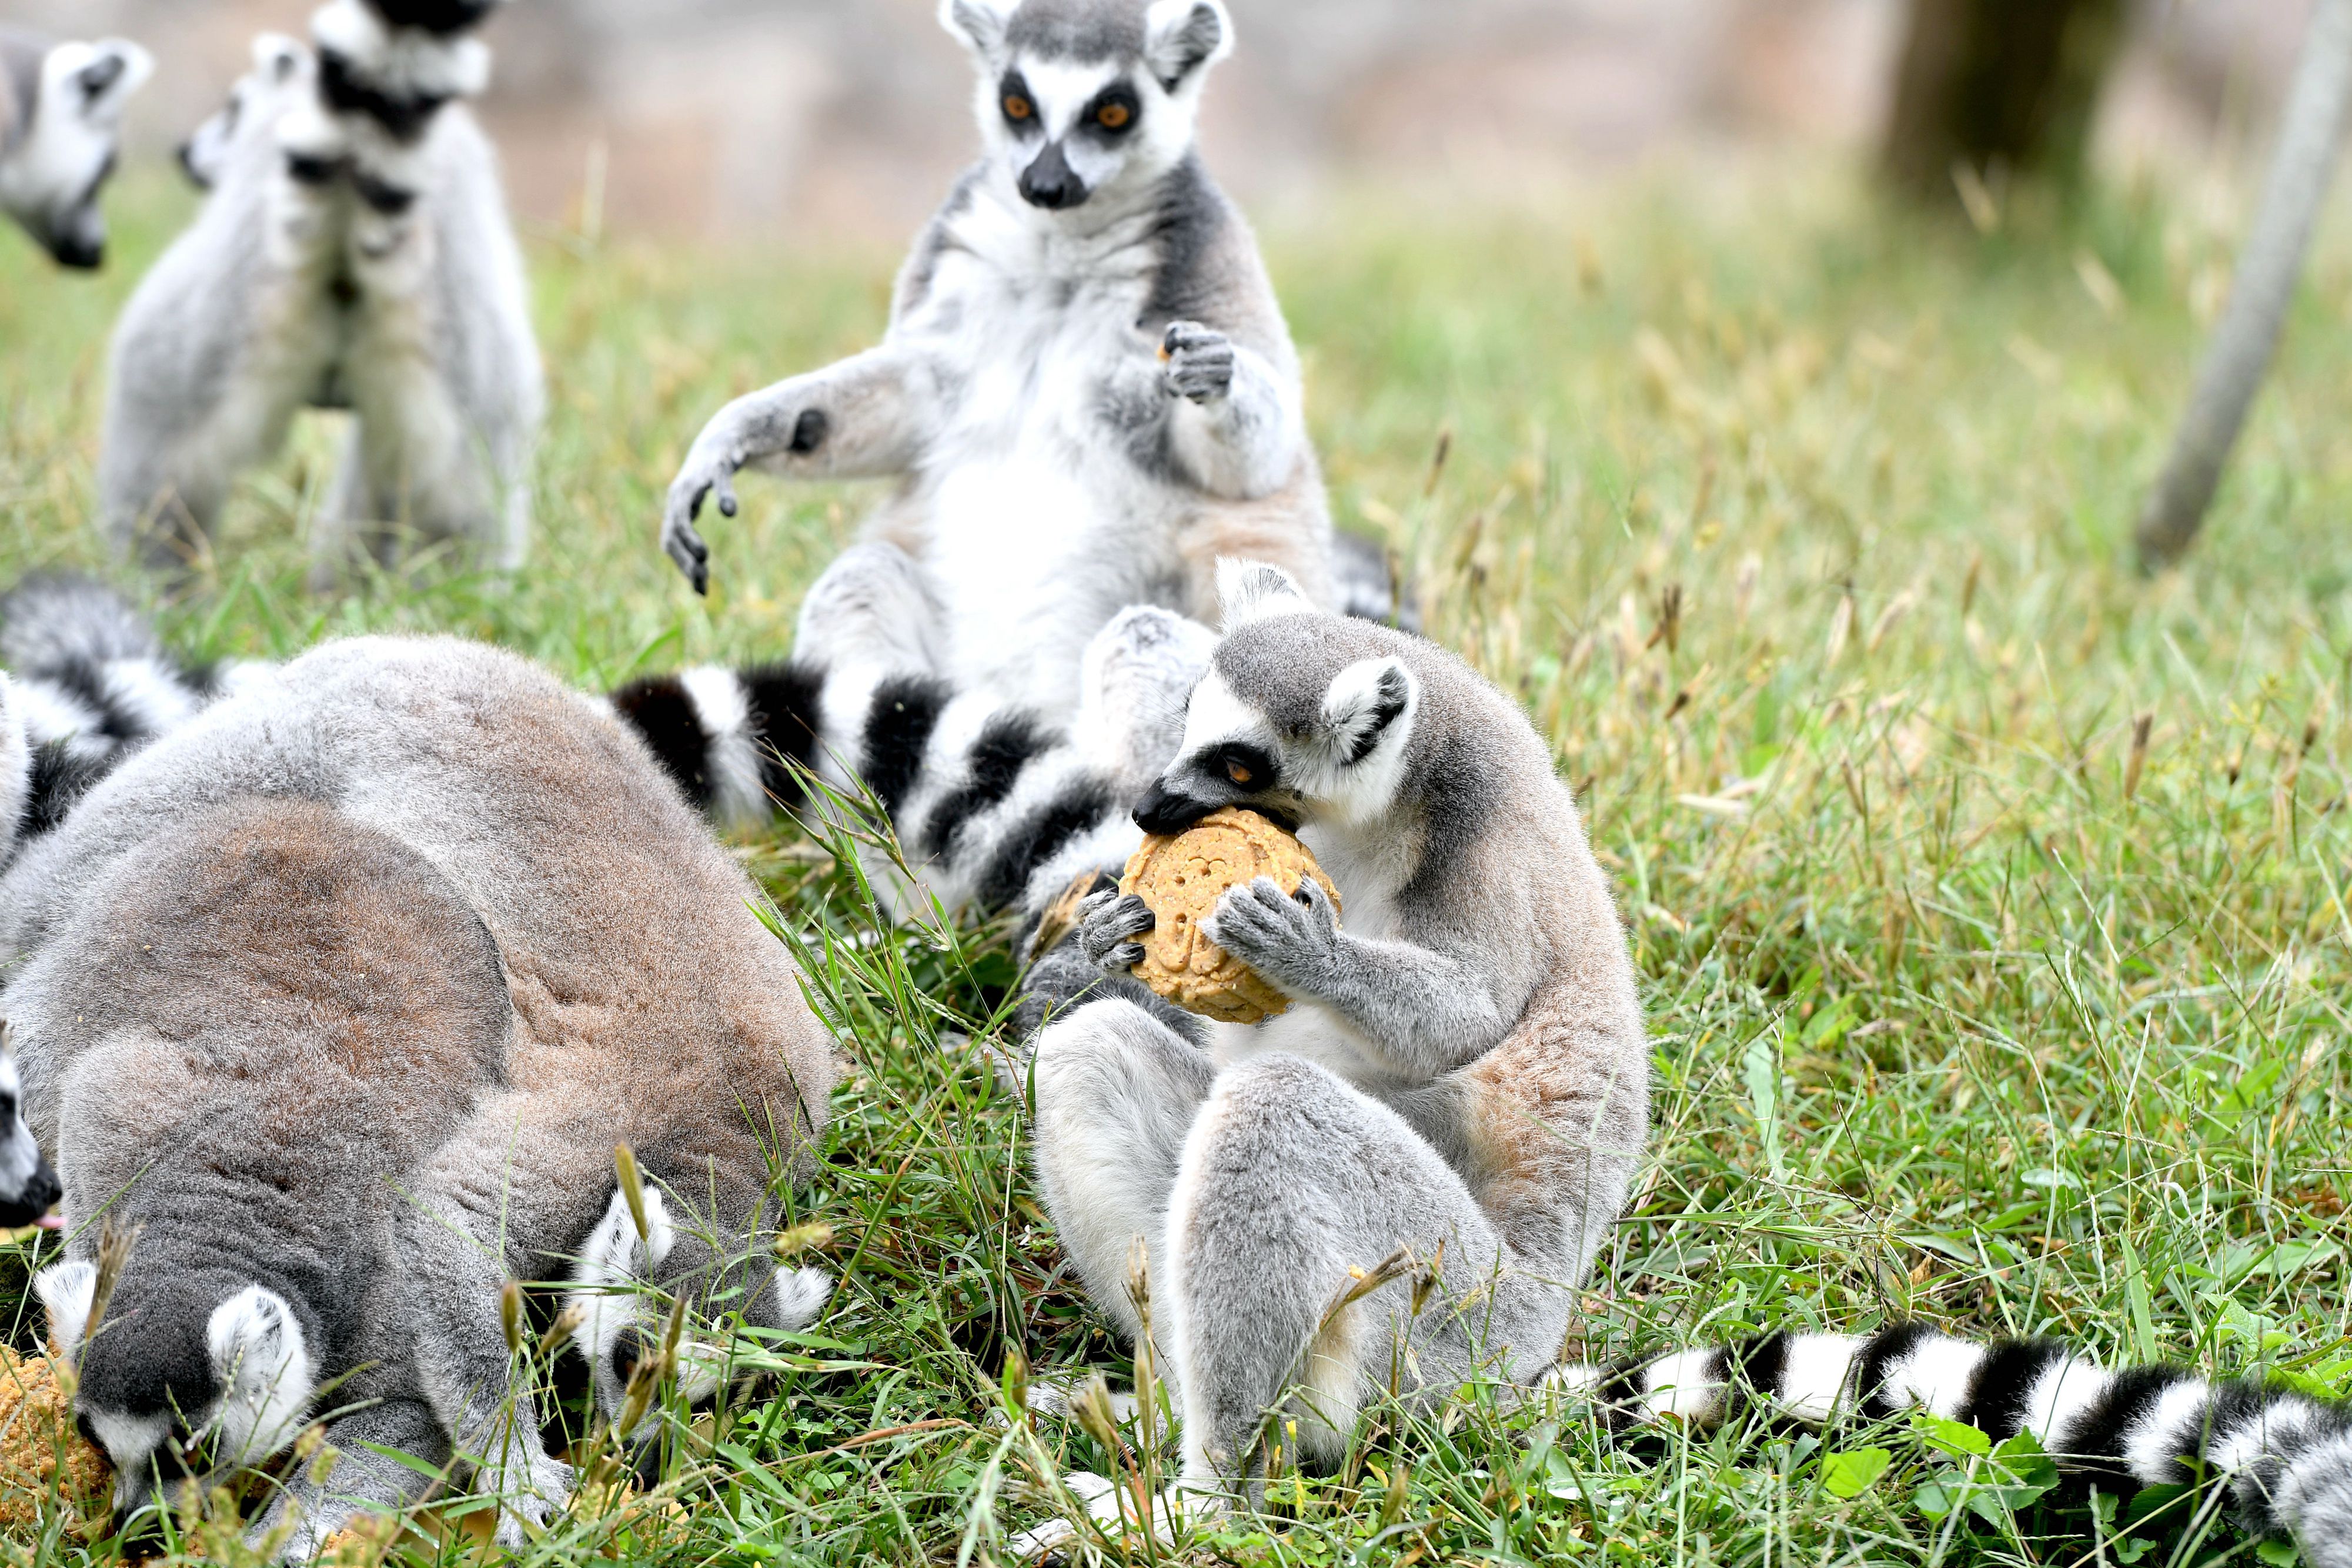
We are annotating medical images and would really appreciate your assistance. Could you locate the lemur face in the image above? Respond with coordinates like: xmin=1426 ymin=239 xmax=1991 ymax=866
xmin=939 ymin=0 xmax=1232 ymax=212
xmin=0 ymin=1045 xmax=61 ymax=1228
xmin=36 ymin=1260 xmax=316 ymax=1533
xmin=1135 ymin=561 xmax=1421 ymax=835
xmin=0 ymin=37 xmax=152 ymax=268
xmin=178 ymin=34 xmax=310 ymax=190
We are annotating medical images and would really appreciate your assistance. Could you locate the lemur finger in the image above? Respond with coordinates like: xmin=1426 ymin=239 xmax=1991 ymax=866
xmin=1109 ymin=942 xmax=1146 ymax=969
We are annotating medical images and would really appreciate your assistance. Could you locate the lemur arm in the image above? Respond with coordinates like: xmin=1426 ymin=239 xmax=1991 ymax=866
xmin=1205 ymin=877 xmax=1509 ymax=1079
xmin=1157 ymin=321 xmax=1307 ymax=500
xmin=660 ymin=345 xmax=947 ymax=593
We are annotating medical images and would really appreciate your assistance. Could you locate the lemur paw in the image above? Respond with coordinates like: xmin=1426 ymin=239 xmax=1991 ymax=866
xmin=1202 ymin=876 xmax=1337 ymax=982
xmin=1073 ymin=891 xmax=1155 ymax=974
xmin=1161 ymin=321 xmax=1235 ymax=403
xmin=486 ymin=1452 xmax=574 ymax=1548
xmin=660 ymin=449 xmax=739 ymax=595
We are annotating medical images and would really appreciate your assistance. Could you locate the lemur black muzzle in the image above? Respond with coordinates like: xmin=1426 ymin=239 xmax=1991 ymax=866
xmin=1018 ymin=142 xmax=1088 ymax=210
xmin=1134 ymin=780 xmax=1217 ymax=835
xmin=0 ymin=1155 xmax=61 ymax=1228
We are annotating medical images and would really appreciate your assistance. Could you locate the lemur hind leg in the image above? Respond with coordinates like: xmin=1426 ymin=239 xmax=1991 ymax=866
xmin=1165 ymin=1054 xmax=1571 ymax=1499
xmin=1030 ymin=998 xmax=1217 ymax=1390
xmin=793 ymin=540 xmax=946 ymax=674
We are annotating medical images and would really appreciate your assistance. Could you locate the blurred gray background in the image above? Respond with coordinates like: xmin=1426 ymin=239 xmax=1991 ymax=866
xmin=0 ymin=0 xmax=2313 ymax=242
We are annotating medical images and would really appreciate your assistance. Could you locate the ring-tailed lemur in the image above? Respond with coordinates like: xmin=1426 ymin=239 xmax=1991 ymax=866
xmin=660 ymin=0 xmax=1375 ymax=718
xmin=1548 ymin=1323 xmax=2351 ymax=1568
xmin=4 ymin=636 xmax=835 ymax=1555
xmin=99 ymin=2 xmax=541 ymax=586
xmin=0 ymin=26 xmax=149 ymax=269
xmin=1018 ymin=560 xmax=1651 ymax=1534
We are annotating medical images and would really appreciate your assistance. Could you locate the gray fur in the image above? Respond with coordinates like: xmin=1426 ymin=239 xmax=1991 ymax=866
xmin=99 ymin=12 xmax=539 ymax=584
xmin=0 ymin=26 xmax=151 ymax=269
xmin=663 ymin=0 xmax=1329 ymax=720
xmin=4 ymin=637 xmax=835 ymax=1554
xmin=1028 ymin=561 xmax=1648 ymax=1524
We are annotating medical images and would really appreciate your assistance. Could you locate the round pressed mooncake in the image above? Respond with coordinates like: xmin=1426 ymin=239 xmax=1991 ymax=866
xmin=1118 ymin=807 xmax=1340 ymax=1025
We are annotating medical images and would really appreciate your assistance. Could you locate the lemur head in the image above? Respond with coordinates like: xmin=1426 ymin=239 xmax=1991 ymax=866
xmin=566 ymin=1183 xmax=829 ymax=1455
xmin=1136 ymin=560 xmax=1422 ymax=835
xmin=36 ymin=1252 xmax=316 ymax=1533
xmin=178 ymin=34 xmax=312 ymax=191
xmin=0 ymin=1032 xmax=62 ymax=1229
xmin=0 ymin=34 xmax=152 ymax=268
xmin=938 ymin=0 xmax=1232 ymax=213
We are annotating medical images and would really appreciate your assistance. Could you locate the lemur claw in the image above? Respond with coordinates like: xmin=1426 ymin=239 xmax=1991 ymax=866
xmin=1161 ymin=319 xmax=1235 ymax=403
xmin=1074 ymin=891 xmax=1155 ymax=972
xmin=1202 ymin=875 xmax=1334 ymax=976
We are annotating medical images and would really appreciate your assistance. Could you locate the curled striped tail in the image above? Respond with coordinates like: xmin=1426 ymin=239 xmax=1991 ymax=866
xmin=0 ymin=574 xmax=269 ymax=846
xmin=1552 ymin=1323 xmax=2352 ymax=1567
xmin=604 ymin=606 xmax=1213 ymax=930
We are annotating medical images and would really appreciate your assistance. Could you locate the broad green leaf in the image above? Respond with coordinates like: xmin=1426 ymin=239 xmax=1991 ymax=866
xmin=1819 ymin=1446 xmax=1891 ymax=1500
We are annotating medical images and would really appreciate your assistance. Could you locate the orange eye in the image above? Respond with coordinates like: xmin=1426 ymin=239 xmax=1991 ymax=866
xmin=1004 ymin=95 xmax=1033 ymax=121
xmin=1097 ymin=102 xmax=1131 ymax=129
xmin=1225 ymin=758 xmax=1253 ymax=785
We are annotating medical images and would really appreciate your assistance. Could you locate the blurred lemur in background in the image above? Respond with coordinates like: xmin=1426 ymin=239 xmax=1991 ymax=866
xmin=661 ymin=0 xmax=1406 ymax=721
xmin=99 ymin=2 xmax=540 ymax=586
xmin=0 ymin=26 xmax=150 ymax=268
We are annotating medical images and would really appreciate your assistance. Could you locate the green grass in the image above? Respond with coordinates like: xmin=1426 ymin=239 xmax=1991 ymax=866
xmin=1 ymin=159 xmax=2348 ymax=1565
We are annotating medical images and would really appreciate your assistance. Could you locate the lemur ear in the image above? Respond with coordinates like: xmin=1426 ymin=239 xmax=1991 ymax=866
xmin=938 ymin=0 xmax=1015 ymax=56
xmin=71 ymin=42 xmax=152 ymax=119
xmin=1144 ymin=0 xmax=1232 ymax=91
xmin=1217 ymin=559 xmax=1313 ymax=629
xmin=207 ymin=1285 xmax=314 ymax=1463
xmin=1322 ymin=657 xmax=1416 ymax=766
xmin=34 ymin=1260 xmax=96 ymax=1366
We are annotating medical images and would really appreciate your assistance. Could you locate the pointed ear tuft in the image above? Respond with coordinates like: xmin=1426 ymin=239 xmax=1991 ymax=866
xmin=1144 ymin=0 xmax=1232 ymax=90
xmin=1322 ymin=657 xmax=1416 ymax=765
xmin=208 ymin=1286 xmax=314 ymax=1463
xmin=1216 ymin=559 xmax=1313 ymax=630
xmin=36 ymin=1260 xmax=98 ymax=1366
xmin=938 ymin=0 xmax=1014 ymax=56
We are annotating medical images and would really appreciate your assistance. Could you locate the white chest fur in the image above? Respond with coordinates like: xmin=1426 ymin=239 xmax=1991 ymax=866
xmin=897 ymin=190 xmax=1187 ymax=710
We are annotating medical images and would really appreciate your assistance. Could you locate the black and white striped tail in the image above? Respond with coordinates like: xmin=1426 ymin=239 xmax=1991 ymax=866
xmin=280 ymin=0 xmax=502 ymax=206
xmin=1551 ymin=1323 xmax=2352 ymax=1565
xmin=605 ymin=661 xmax=1134 ymax=921
xmin=0 ymin=574 xmax=267 ymax=848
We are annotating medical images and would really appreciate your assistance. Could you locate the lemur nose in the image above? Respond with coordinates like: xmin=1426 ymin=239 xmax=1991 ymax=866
xmin=1018 ymin=143 xmax=1086 ymax=210
xmin=1134 ymin=780 xmax=1212 ymax=835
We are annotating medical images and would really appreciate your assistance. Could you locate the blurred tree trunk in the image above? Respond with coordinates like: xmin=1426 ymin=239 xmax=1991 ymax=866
xmin=1883 ymin=0 xmax=2126 ymax=202
xmin=2136 ymin=0 xmax=2352 ymax=570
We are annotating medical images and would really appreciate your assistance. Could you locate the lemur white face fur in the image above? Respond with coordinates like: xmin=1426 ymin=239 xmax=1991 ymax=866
xmin=0 ymin=31 xmax=152 ymax=268
xmin=1134 ymin=560 xmax=1419 ymax=835
xmin=37 ymin=1259 xmax=316 ymax=1529
xmin=0 ymin=1037 xmax=62 ymax=1228
xmin=177 ymin=34 xmax=310 ymax=192
xmin=939 ymin=0 xmax=1232 ymax=214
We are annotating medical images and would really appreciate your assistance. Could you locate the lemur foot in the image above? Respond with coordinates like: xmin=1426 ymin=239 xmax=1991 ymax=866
xmin=485 ymin=1452 xmax=574 ymax=1549
xmin=1201 ymin=875 xmax=1336 ymax=983
xmin=1072 ymin=890 xmax=1155 ymax=972
xmin=1160 ymin=321 xmax=1235 ymax=403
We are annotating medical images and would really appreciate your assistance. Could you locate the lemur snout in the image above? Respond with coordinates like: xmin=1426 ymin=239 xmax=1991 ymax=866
xmin=1134 ymin=778 xmax=1214 ymax=835
xmin=0 ymin=1156 xmax=62 ymax=1228
xmin=1018 ymin=142 xmax=1087 ymax=209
